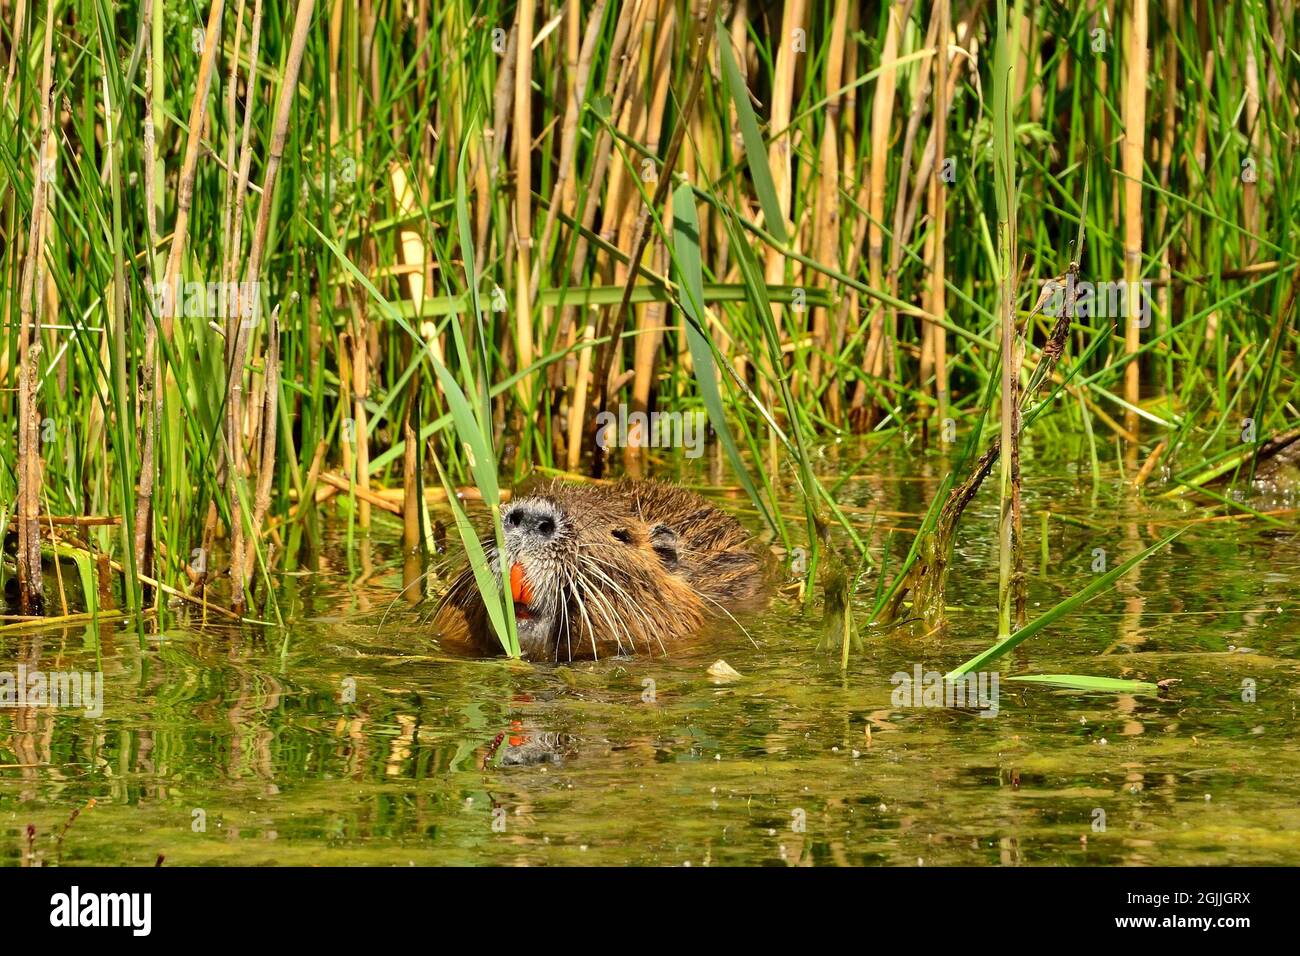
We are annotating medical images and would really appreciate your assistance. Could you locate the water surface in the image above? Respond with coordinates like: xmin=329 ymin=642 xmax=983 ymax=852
xmin=3 ymin=448 xmax=1298 ymax=866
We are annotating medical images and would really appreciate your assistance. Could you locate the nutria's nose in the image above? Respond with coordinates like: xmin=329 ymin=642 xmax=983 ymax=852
xmin=505 ymin=501 xmax=558 ymax=539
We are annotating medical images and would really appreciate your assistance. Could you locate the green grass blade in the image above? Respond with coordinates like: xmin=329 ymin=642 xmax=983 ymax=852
xmin=716 ymin=16 xmax=788 ymax=247
xmin=945 ymin=527 xmax=1185 ymax=679
xmin=1006 ymin=674 xmax=1159 ymax=694
xmin=672 ymin=183 xmax=777 ymax=534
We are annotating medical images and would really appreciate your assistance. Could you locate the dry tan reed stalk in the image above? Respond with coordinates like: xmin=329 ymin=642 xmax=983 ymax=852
xmin=599 ymin=0 xmax=653 ymax=290
xmin=391 ymin=164 xmax=442 ymax=361
xmin=628 ymin=238 xmax=670 ymax=472
xmin=758 ymin=0 xmax=804 ymax=426
xmin=1155 ymin=0 xmax=1176 ymax=342
xmin=14 ymin=0 xmax=55 ymax=613
xmin=244 ymin=304 xmax=281 ymax=580
xmin=317 ymin=472 xmax=403 ymax=515
xmin=859 ymin=0 xmax=905 ymax=423
xmin=401 ymin=391 xmax=421 ymax=553
xmin=544 ymin=1 xmax=608 ymax=405
xmin=352 ymin=4 xmax=378 ymax=534
xmin=53 ymin=533 xmax=240 ymax=621
xmin=588 ymin=0 xmax=722 ymax=476
xmin=809 ymin=1 xmax=848 ymax=387
xmin=889 ymin=0 xmax=982 ymax=273
xmin=1242 ymin=14 xmax=1260 ymax=261
xmin=1 ymin=0 xmax=27 ymax=110
xmin=826 ymin=1 xmax=861 ymax=424
xmin=602 ymin=0 xmax=656 ymax=407
xmin=351 ymin=290 xmax=373 ymax=530
xmin=512 ymin=0 xmax=536 ymax=418
xmin=225 ymin=0 xmax=265 ymax=365
xmin=159 ymin=0 xmax=223 ymax=345
xmin=928 ymin=0 xmax=950 ymax=429
xmin=1134 ymin=439 xmax=1169 ymax=487
xmin=531 ymin=0 xmax=608 ymax=306
xmin=476 ymin=21 xmax=516 ymax=267
xmin=131 ymin=6 xmax=171 ymax=585
xmin=141 ymin=0 xmax=224 ymax=604
xmin=560 ymin=0 xmax=581 ymax=216
xmin=885 ymin=0 xmax=933 ymax=406
xmin=1122 ymin=0 xmax=1147 ymax=456
xmin=561 ymin=0 xmax=652 ymax=470
xmin=626 ymin=0 xmax=675 ymax=470
xmin=220 ymin=0 xmax=248 ymax=312
xmin=228 ymin=0 xmax=314 ymax=612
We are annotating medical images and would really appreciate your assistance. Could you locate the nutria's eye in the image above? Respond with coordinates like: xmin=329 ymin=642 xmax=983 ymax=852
xmin=611 ymin=528 xmax=632 ymax=544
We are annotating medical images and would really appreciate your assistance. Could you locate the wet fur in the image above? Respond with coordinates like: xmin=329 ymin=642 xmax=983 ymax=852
xmin=434 ymin=479 xmax=765 ymax=661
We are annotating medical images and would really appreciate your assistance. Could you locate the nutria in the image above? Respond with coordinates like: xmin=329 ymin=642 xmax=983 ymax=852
xmin=434 ymin=479 xmax=766 ymax=661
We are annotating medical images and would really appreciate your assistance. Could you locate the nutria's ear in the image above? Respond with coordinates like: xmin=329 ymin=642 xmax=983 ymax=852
xmin=649 ymin=524 xmax=680 ymax=569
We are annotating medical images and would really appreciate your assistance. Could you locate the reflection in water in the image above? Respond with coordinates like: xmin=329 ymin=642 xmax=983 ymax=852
xmin=2 ymin=456 xmax=1299 ymax=866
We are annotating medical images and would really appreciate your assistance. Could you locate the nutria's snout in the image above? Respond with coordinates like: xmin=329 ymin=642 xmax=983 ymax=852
xmin=500 ymin=496 xmax=571 ymax=652
xmin=434 ymin=479 xmax=768 ymax=662
xmin=504 ymin=498 xmax=560 ymax=540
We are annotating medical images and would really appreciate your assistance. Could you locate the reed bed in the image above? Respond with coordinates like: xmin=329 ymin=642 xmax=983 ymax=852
xmin=1 ymin=0 xmax=1296 ymax=655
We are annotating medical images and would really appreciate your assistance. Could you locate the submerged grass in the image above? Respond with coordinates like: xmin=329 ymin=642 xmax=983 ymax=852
xmin=0 ymin=1 xmax=1296 ymax=677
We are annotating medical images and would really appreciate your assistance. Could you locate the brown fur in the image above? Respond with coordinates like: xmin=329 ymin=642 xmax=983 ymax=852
xmin=434 ymin=479 xmax=766 ymax=661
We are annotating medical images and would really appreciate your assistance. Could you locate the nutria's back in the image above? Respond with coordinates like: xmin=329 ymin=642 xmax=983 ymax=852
xmin=434 ymin=479 xmax=766 ymax=661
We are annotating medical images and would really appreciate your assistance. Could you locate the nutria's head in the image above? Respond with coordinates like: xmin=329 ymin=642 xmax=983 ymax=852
xmin=434 ymin=480 xmax=763 ymax=661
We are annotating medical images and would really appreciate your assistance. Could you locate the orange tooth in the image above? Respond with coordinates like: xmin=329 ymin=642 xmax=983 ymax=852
xmin=510 ymin=562 xmax=534 ymax=604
